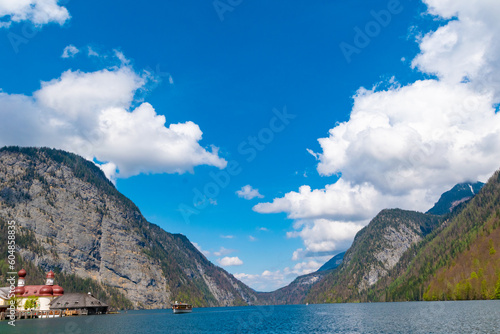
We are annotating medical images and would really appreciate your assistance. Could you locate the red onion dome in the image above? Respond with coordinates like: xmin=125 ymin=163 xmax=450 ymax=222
xmin=39 ymin=285 xmax=53 ymax=296
xmin=15 ymin=286 xmax=25 ymax=296
xmin=18 ymin=269 xmax=27 ymax=278
xmin=46 ymin=271 xmax=55 ymax=279
xmin=52 ymin=285 xmax=64 ymax=296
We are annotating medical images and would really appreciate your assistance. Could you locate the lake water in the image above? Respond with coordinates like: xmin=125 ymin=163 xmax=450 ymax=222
xmin=1 ymin=300 xmax=499 ymax=333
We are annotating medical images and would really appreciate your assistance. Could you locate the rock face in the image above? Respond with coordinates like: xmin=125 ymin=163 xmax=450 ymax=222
xmin=358 ymin=221 xmax=423 ymax=291
xmin=0 ymin=147 xmax=258 ymax=309
xmin=344 ymin=210 xmax=440 ymax=293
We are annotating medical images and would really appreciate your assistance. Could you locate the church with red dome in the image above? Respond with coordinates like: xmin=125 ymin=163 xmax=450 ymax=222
xmin=15 ymin=269 xmax=65 ymax=311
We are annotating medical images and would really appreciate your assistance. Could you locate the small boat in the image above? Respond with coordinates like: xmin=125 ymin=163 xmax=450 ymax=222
xmin=172 ymin=301 xmax=192 ymax=314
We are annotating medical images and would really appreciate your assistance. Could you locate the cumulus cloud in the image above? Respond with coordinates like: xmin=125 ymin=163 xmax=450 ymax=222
xmin=236 ymin=185 xmax=264 ymax=200
xmin=255 ymin=180 xmax=384 ymax=221
xmin=0 ymin=57 xmax=227 ymax=180
xmin=0 ymin=0 xmax=70 ymax=28
xmin=61 ymin=45 xmax=79 ymax=58
xmin=413 ymin=0 xmax=500 ymax=99
xmin=313 ymin=81 xmax=500 ymax=195
xmin=254 ymin=0 xmax=500 ymax=267
xmin=217 ymin=257 xmax=243 ymax=267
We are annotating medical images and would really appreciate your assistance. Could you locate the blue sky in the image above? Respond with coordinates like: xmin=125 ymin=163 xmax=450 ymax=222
xmin=1 ymin=0 xmax=500 ymax=291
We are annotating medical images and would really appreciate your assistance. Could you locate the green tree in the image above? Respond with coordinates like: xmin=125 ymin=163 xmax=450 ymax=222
xmin=495 ymin=276 xmax=500 ymax=300
xmin=24 ymin=296 xmax=39 ymax=310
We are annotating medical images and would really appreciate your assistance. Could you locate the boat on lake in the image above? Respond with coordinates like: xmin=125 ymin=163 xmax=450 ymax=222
xmin=172 ymin=301 xmax=192 ymax=314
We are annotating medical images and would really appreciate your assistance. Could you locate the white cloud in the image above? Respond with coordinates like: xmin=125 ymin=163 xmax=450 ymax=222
xmin=254 ymin=0 xmax=500 ymax=278
xmin=413 ymin=0 xmax=500 ymax=99
xmin=288 ymin=220 xmax=364 ymax=260
xmin=217 ymin=256 xmax=243 ymax=267
xmin=0 ymin=56 xmax=227 ymax=180
xmin=0 ymin=0 xmax=70 ymax=28
xmin=312 ymin=81 xmax=500 ymax=196
xmin=213 ymin=247 xmax=234 ymax=257
xmin=220 ymin=235 xmax=234 ymax=239
xmin=258 ymin=227 xmax=269 ymax=232
xmin=248 ymin=235 xmax=257 ymax=242
xmin=235 ymin=261 xmax=323 ymax=291
xmin=61 ymin=45 xmax=79 ymax=58
xmin=255 ymin=180 xmax=386 ymax=221
xmin=236 ymin=185 xmax=264 ymax=200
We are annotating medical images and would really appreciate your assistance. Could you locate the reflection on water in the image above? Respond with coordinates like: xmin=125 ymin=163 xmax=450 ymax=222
xmin=1 ymin=300 xmax=499 ymax=334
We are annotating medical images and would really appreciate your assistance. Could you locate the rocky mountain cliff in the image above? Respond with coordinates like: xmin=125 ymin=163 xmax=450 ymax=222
xmin=0 ymin=147 xmax=258 ymax=309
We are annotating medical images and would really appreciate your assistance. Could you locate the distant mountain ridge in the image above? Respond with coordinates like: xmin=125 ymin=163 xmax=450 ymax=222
xmin=427 ymin=182 xmax=484 ymax=215
xmin=317 ymin=251 xmax=345 ymax=272
xmin=0 ymin=147 xmax=259 ymax=309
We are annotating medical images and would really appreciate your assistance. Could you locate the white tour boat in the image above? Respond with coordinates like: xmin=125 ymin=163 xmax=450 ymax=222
xmin=172 ymin=301 xmax=192 ymax=314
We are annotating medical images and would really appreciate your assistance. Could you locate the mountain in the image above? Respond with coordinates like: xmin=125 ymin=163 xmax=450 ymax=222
xmin=427 ymin=182 xmax=484 ymax=215
xmin=0 ymin=147 xmax=258 ymax=309
xmin=300 ymin=173 xmax=500 ymax=304
xmin=374 ymin=170 xmax=500 ymax=302
xmin=304 ymin=209 xmax=442 ymax=303
xmin=317 ymin=252 xmax=345 ymax=272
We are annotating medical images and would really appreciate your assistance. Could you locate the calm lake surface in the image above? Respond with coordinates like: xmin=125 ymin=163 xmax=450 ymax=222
xmin=1 ymin=300 xmax=499 ymax=333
